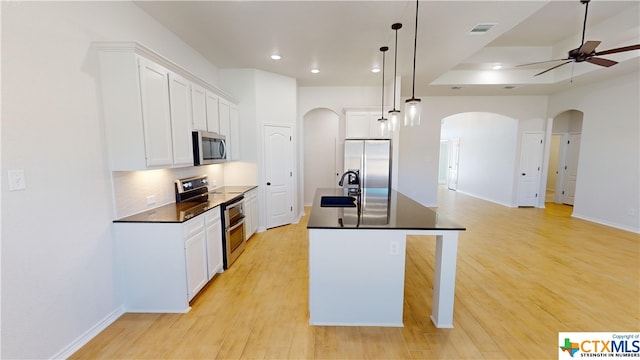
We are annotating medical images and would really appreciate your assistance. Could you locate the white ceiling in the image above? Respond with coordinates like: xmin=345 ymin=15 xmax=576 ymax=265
xmin=135 ymin=0 xmax=640 ymax=96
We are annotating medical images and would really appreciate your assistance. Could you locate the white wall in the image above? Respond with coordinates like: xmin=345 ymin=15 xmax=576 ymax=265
xmin=297 ymin=86 xmax=394 ymax=214
xmin=1 ymin=2 xmax=222 ymax=358
xmin=303 ymin=109 xmax=340 ymax=205
xmin=441 ymin=112 xmax=519 ymax=206
xmin=397 ymin=96 xmax=548 ymax=206
xmin=548 ymin=72 xmax=640 ymax=232
xmin=220 ymin=69 xmax=298 ymax=229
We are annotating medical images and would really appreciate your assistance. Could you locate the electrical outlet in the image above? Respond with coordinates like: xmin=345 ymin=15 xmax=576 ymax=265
xmin=8 ymin=169 xmax=27 ymax=191
xmin=146 ymin=195 xmax=156 ymax=206
xmin=389 ymin=240 xmax=399 ymax=256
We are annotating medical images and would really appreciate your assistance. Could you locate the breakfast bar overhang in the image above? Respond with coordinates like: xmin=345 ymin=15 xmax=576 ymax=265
xmin=307 ymin=188 xmax=466 ymax=328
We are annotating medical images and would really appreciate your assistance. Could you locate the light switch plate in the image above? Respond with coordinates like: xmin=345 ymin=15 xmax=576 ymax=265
xmin=8 ymin=169 xmax=27 ymax=191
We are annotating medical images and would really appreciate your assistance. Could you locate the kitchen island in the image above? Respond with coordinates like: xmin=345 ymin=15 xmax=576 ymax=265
xmin=307 ymin=188 xmax=465 ymax=328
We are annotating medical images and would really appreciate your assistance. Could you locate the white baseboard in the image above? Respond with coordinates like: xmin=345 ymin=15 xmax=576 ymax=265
xmin=572 ymin=212 xmax=640 ymax=234
xmin=53 ymin=305 xmax=125 ymax=359
xmin=455 ymin=190 xmax=515 ymax=208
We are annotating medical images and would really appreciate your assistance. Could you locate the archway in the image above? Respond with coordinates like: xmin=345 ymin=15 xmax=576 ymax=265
xmin=303 ymin=108 xmax=340 ymax=205
xmin=440 ymin=112 xmax=521 ymax=207
xmin=545 ymin=109 xmax=583 ymax=205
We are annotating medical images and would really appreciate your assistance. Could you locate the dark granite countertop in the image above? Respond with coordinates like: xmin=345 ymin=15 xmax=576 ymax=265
xmin=114 ymin=185 xmax=257 ymax=223
xmin=307 ymin=188 xmax=465 ymax=231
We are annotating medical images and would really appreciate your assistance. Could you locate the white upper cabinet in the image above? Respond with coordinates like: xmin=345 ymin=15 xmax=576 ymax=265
xmin=345 ymin=111 xmax=389 ymax=139
xmin=95 ymin=42 xmax=239 ymax=170
xmin=218 ymin=98 xmax=231 ymax=138
xmin=191 ymin=83 xmax=207 ymax=132
xmin=229 ymin=104 xmax=240 ymax=160
xmin=138 ymin=58 xmax=174 ymax=167
xmin=205 ymin=91 xmax=220 ymax=133
xmin=168 ymin=72 xmax=194 ymax=166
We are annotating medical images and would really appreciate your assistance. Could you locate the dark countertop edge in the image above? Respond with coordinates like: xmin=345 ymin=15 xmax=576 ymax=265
xmin=113 ymin=185 xmax=257 ymax=224
xmin=307 ymin=188 xmax=466 ymax=231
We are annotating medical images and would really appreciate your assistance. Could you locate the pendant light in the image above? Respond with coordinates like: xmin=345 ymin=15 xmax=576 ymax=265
xmin=404 ymin=0 xmax=421 ymax=127
xmin=378 ymin=46 xmax=389 ymax=134
xmin=388 ymin=23 xmax=402 ymax=132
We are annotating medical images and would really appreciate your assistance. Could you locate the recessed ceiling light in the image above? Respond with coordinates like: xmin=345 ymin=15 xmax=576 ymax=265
xmin=371 ymin=67 xmax=381 ymax=73
xmin=492 ymin=64 xmax=502 ymax=70
xmin=270 ymin=54 xmax=281 ymax=60
xmin=311 ymin=68 xmax=320 ymax=74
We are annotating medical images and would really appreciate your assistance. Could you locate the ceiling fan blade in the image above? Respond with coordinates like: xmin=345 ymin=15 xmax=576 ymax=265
xmin=579 ymin=40 xmax=601 ymax=54
xmin=595 ymin=44 xmax=640 ymax=56
xmin=587 ymin=57 xmax=617 ymax=67
xmin=534 ymin=61 xmax=572 ymax=76
xmin=516 ymin=58 xmax=569 ymax=67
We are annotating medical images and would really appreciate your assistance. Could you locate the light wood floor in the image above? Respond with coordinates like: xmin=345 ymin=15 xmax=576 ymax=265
xmin=71 ymin=188 xmax=639 ymax=359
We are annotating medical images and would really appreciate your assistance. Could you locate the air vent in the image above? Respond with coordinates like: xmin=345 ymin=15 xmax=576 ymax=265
xmin=469 ymin=23 xmax=496 ymax=34
xmin=503 ymin=85 xmax=518 ymax=90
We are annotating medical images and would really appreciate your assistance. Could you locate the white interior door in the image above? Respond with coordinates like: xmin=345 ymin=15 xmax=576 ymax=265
xmin=562 ymin=133 xmax=581 ymax=205
xmin=517 ymin=132 xmax=544 ymax=207
xmin=447 ymin=139 xmax=459 ymax=191
xmin=264 ymin=125 xmax=293 ymax=229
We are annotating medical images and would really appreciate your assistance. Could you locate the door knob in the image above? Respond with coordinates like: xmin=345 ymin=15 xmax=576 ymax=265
xmin=522 ymin=173 xmax=526 ymax=176
xmin=267 ymin=182 xmax=271 ymax=186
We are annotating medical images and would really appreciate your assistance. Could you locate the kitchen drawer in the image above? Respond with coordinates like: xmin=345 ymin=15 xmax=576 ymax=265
xmin=183 ymin=216 xmax=205 ymax=239
xmin=205 ymin=207 xmax=221 ymax=223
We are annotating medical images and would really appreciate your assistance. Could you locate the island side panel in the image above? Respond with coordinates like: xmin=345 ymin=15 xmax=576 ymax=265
xmin=430 ymin=232 xmax=459 ymax=328
xmin=308 ymin=228 xmax=406 ymax=327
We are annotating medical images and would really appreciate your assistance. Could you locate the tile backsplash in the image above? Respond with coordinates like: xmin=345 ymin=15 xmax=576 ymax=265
xmin=111 ymin=164 xmax=224 ymax=219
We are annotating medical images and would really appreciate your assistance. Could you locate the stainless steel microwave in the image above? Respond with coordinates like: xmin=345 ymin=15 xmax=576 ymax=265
xmin=192 ymin=131 xmax=226 ymax=165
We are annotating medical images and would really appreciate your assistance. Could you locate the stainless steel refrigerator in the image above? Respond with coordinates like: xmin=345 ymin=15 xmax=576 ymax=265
xmin=343 ymin=139 xmax=391 ymax=189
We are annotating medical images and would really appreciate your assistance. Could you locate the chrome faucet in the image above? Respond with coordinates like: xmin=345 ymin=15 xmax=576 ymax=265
xmin=338 ymin=170 xmax=361 ymax=195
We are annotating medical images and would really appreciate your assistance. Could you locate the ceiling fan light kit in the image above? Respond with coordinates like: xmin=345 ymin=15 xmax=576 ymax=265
xmin=404 ymin=0 xmax=422 ymax=127
xmin=517 ymin=0 xmax=640 ymax=77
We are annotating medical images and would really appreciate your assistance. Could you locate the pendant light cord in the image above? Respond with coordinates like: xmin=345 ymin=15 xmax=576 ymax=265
xmin=411 ymin=0 xmax=418 ymax=99
xmin=392 ymin=26 xmax=398 ymax=109
xmin=381 ymin=47 xmax=386 ymax=118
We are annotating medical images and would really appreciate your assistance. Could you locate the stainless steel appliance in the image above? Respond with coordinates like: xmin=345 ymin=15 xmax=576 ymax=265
xmin=192 ymin=131 xmax=226 ymax=165
xmin=175 ymin=175 xmax=210 ymax=203
xmin=344 ymin=139 xmax=392 ymax=189
xmin=342 ymin=139 xmax=392 ymax=226
xmin=222 ymin=196 xmax=245 ymax=269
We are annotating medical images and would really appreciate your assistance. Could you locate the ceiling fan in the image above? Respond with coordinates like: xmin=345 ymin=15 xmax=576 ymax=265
xmin=517 ymin=0 xmax=640 ymax=76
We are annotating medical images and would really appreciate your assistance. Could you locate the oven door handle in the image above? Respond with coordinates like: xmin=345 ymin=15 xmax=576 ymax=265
xmin=227 ymin=217 xmax=245 ymax=232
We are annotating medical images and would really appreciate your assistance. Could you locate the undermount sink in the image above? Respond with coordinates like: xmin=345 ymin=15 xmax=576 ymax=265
xmin=320 ymin=196 xmax=357 ymax=208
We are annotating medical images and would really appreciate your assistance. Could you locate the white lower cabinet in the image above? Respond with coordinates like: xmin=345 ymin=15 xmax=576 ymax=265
xmin=184 ymin=217 xmax=207 ymax=301
xmin=116 ymin=205 xmax=223 ymax=312
xmin=245 ymin=188 xmax=259 ymax=240
xmin=205 ymin=209 xmax=223 ymax=279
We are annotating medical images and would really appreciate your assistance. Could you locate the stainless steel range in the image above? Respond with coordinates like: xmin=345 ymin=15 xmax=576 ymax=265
xmin=174 ymin=175 xmax=210 ymax=203
xmin=222 ymin=195 xmax=245 ymax=268
xmin=174 ymin=174 xmax=246 ymax=269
